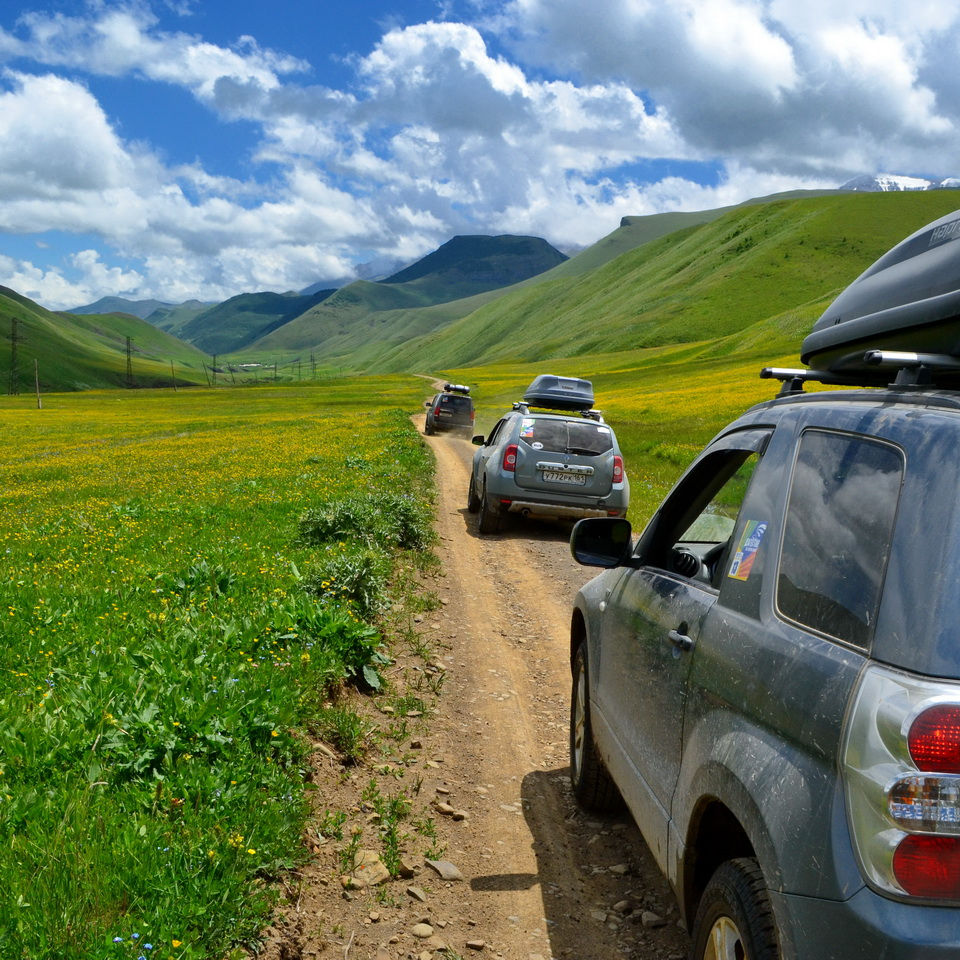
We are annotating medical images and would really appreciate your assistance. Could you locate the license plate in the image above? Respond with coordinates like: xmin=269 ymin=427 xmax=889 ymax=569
xmin=542 ymin=470 xmax=586 ymax=485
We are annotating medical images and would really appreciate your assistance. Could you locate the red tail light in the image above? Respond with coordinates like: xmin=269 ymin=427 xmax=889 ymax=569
xmin=502 ymin=444 xmax=518 ymax=472
xmin=893 ymin=835 xmax=960 ymax=898
xmin=613 ymin=455 xmax=624 ymax=484
xmin=909 ymin=705 xmax=960 ymax=773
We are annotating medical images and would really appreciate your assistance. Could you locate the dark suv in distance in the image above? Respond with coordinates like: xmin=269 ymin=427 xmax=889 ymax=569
xmin=424 ymin=383 xmax=474 ymax=436
xmin=568 ymin=207 xmax=960 ymax=959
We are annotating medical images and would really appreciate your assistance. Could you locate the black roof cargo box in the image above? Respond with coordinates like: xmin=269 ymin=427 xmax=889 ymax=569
xmin=523 ymin=375 xmax=595 ymax=410
xmin=801 ymin=208 xmax=960 ymax=386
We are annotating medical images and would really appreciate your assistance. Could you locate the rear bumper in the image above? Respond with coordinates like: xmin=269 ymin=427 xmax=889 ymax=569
xmin=501 ymin=498 xmax=626 ymax=520
xmin=431 ymin=419 xmax=473 ymax=431
xmin=771 ymin=886 xmax=960 ymax=959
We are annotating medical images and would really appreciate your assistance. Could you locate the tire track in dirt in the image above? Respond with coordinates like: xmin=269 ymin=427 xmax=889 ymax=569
xmin=421 ymin=430 xmax=691 ymax=960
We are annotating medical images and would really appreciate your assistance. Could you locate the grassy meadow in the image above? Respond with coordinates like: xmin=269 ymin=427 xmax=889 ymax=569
xmin=0 ymin=378 xmax=434 ymax=959
xmin=0 ymin=310 xmax=846 ymax=959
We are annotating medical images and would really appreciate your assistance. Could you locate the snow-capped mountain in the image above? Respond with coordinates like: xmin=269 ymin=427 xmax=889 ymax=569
xmin=841 ymin=173 xmax=960 ymax=192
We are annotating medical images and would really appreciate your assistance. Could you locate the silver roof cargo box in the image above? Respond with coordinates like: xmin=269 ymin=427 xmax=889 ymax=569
xmin=523 ymin=375 xmax=595 ymax=410
xmin=800 ymin=207 xmax=960 ymax=387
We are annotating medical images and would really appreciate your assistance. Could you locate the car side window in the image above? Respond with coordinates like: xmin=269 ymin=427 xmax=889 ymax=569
xmin=669 ymin=453 xmax=760 ymax=586
xmin=486 ymin=419 xmax=507 ymax=445
xmin=776 ymin=430 xmax=904 ymax=649
xmin=634 ymin=428 xmax=772 ymax=587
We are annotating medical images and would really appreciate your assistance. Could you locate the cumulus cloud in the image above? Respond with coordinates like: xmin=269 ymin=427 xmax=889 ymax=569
xmin=499 ymin=0 xmax=960 ymax=171
xmin=0 ymin=0 xmax=957 ymax=309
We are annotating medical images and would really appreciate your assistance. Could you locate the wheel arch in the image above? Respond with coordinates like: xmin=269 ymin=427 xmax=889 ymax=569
xmin=681 ymin=797 xmax=756 ymax=929
xmin=570 ymin=605 xmax=587 ymax=669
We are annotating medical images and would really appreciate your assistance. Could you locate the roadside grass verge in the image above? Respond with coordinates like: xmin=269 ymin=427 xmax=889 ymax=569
xmin=0 ymin=379 xmax=433 ymax=959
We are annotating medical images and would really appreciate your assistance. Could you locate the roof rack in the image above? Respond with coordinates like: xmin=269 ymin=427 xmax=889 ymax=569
xmin=762 ymin=350 xmax=960 ymax=396
xmin=511 ymin=400 xmax=605 ymax=422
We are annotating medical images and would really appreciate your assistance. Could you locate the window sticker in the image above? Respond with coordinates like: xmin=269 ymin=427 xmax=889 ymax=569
xmin=531 ymin=441 xmax=543 ymax=450
xmin=728 ymin=520 xmax=768 ymax=581
xmin=520 ymin=418 xmax=536 ymax=439
xmin=597 ymin=425 xmax=610 ymax=434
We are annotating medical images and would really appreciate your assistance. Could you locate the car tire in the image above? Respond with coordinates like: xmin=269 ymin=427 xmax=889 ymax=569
xmin=569 ymin=643 xmax=621 ymax=813
xmin=424 ymin=421 xmax=434 ymax=436
xmin=691 ymin=859 xmax=780 ymax=960
xmin=467 ymin=472 xmax=481 ymax=513
xmin=477 ymin=481 xmax=501 ymax=534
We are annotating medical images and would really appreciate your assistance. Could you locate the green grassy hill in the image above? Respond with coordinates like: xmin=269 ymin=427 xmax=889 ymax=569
xmin=0 ymin=287 xmax=210 ymax=392
xmin=181 ymin=289 xmax=337 ymax=354
xmin=374 ymin=191 xmax=960 ymax=372
xmin=250 ymin=235 xmax=567 ymax=355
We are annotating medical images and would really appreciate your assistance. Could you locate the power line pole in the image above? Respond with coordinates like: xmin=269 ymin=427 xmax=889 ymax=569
xmin=125 ymin=336 xmax=134 ymax=388
xmin=170 ymin=359 xmax=177 ymax=391
xmin=211 ymin=355 xmax=217 ymax=386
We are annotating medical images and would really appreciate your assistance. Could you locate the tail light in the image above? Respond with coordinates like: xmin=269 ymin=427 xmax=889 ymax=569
xmin=502 ymin=444 xmax=518 ymax=472
xmin=909 ymin=705 xmax=960 ymax=772
xmin=612 ymin=455 xmax=624 ymax=484
xmin=893 ymin=836 xmax=960 ymax=898
xmin=842 ymin=665 xmax=960 ymax=901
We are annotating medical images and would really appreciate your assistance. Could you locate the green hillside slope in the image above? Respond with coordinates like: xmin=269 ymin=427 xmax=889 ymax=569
xmin=249 ymin=191 xmax=846 ymax=366
xmin=251 ymin=235 xmax=567 ymax=354
xmin=0 ymin=288 xmax=209 ymax=392
xmin=374 ymin=191 xmax=960 ymax=371
xmin=145 ymin=299 xmax=212 ymax=334
xmin=182 ymin=289 xmax=336 ymax=354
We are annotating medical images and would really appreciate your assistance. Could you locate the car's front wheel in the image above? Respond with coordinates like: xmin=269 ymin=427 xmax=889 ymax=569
xmin=569 ymin=643 xmax=620 ymax=812
xmin=691 ymin=859 xmax=780 ymax=960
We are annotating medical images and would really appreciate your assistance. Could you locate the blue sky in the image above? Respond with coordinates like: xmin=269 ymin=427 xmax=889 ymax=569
xmin=0 ymin=0 xmax=959 ymax=309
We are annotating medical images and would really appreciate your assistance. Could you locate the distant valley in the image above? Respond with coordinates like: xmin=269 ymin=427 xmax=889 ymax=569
xmin=4 ymin=185 xmax=960 ymax=393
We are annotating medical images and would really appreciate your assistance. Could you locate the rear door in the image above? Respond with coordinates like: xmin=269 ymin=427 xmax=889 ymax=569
xmin=513 ymin=416 xmax=615 ymax=497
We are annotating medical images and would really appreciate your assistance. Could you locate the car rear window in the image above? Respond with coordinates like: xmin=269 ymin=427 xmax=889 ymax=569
xmin=439 ymin=394 xmax=472 ymax=410
xmin=518 ymin=417 xmax=613 ymax=455
xmin=777 ymin=430 xmax=903 ymax=649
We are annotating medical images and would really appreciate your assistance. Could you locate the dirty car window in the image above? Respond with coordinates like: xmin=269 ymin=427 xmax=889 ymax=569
xmin=777 ymin=430 xmax=903 ymax=649
xmin=518 ymin=418 xmax=613 ymax=455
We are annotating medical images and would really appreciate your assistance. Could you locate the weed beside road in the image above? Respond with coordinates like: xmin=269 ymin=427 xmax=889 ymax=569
xmin=0 ymin=379 xmax=433 ymax=959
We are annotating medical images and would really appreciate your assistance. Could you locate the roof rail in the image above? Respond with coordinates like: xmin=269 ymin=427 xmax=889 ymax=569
xmin=762 ymin=350 xmax=960 ymax=395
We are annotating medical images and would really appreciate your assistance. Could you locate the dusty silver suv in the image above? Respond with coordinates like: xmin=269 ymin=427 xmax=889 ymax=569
xmin=468 ymin=376 xmax=629 ymax=534
xmin=569 ymin=207 xmax=960 ymax=959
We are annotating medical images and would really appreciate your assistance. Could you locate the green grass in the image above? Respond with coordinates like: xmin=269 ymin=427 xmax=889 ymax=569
xmin=0 ymin=377 xmax=434 ymax=959
xmin=375 ymin=190 xmax=960 ymax=371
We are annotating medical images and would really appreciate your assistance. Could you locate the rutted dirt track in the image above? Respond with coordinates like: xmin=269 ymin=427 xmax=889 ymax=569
xmin=259 ymin=425 xmax=691 ymax=960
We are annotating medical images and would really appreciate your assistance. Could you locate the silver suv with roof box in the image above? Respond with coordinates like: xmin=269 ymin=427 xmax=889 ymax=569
xmin=568 ymin=206 xmax=960 ymax=959
xmin=468 ymin=376 xmax=629 ymax=534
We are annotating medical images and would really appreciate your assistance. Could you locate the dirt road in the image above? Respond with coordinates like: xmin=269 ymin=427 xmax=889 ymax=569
xmin=260 ymin=427 xmax=691 ymax=960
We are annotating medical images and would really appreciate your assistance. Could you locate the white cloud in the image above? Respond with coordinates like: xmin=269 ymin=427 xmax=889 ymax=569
xmin=0 ymin=1 xmax=958 ymax=309
xmin=14 ymin=5 xmax=306 ymax=97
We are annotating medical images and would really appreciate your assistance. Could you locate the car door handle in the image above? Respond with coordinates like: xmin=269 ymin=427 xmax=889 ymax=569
xmin=668 ymin=627 xmax=694 ymax=653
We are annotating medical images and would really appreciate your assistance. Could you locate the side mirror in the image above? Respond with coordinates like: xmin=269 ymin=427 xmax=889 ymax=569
xmin=424 ymin=401 xmax=431 ymax=408
xmin=570 ymin=518 xmax=634 ymax=568
xmin=472 ymin=435 xmax=484 ymax=446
